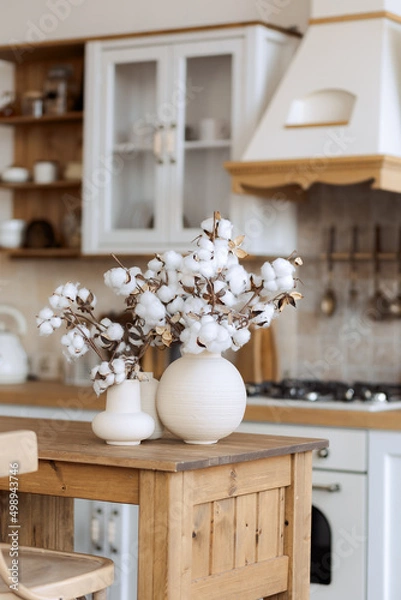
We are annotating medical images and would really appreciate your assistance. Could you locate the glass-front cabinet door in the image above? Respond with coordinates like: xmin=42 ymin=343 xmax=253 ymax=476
xmin=169 ymin=38 xmax=244 ymax=247
xmin=83 ymin=43 xmax=171 ymax=254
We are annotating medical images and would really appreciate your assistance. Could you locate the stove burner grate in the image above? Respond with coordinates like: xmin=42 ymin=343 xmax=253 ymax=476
xmin=246 ymin=379 xmax=401 ymax=404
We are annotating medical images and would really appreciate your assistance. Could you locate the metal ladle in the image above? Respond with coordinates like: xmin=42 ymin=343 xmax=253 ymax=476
xmin=348 ymin=226 xmax=359 ymax=311
xmin=367 ymin=225 xmax=390 ymax=321
xmin=389 ymin=226 xmax=401 ymax=318
xmin=320 ymin=226 xmax=337 ymax=316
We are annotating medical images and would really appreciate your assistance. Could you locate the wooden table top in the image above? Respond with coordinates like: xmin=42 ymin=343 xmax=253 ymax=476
xmin=0 ymin=416 xmax=327 ymax=473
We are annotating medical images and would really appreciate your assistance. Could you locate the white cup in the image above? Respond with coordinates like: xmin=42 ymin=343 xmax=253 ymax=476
xmin=33 ymin=161 xmax=58 ymax=184
xmin=199 ymin=118 xmax=230 ymax=141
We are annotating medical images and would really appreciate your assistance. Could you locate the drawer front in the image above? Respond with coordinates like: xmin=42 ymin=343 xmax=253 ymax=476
xmin=238 ymin=422 xmax=367 ymax=473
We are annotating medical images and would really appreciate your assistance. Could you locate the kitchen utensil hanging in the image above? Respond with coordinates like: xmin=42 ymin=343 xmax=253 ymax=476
xmin=348 ymin=226 xmax=359 ymax=311
xmin=320 ymin=226 xmax=337 ymax=316
xmin=389 ymin=226 xmax=401 ymax=318
xmin=366 ymin=225 xmax=390 ymax=321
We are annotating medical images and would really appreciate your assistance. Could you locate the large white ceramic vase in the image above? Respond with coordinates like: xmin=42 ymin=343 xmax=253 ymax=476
xmin=91 ymin=379 xmax=155 ymax=445
xmin=156 ymin=351 xmax=247 ymax=444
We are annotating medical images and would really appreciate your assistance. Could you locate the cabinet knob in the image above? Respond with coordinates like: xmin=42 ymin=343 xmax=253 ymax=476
xmin=317 ymin=448 xmax=329 ymax=459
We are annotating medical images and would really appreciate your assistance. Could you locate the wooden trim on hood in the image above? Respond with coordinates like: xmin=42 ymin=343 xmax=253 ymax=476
xmin=309 ymin=11 xmax=401 ymax=26
xmin=225 ymin=155 xmax=401 ymax=197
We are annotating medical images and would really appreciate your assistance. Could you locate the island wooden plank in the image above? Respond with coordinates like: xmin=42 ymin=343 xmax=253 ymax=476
xmin=0 ymin=417 xmax=327 ymax=473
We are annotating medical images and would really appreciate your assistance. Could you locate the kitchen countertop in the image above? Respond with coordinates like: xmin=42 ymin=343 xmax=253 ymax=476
xmin=1 ymin=381 xmax=401 ymax=430
xmin=245 ymin=400 xmax=401 ymax=431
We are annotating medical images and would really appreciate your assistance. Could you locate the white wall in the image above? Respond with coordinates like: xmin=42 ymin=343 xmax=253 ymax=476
xmin=0 ymin=0 xmax=310 ymax=45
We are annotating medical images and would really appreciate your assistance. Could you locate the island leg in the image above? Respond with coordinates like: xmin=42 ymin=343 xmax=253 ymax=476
xmin=266 ymin=451 xmax=313 ymax=600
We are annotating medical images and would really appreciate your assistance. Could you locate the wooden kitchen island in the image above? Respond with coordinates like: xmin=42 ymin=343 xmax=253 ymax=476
xmin=0 ymin=416 xmax=327 ymax=599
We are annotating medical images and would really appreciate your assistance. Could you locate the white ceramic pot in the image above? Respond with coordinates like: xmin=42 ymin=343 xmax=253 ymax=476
xmin=91 ymin=380 xmax=155 ymax=445
xmin=139 ymin=373 xmax=164 ymax=440
xmin=0 ymin=305 xmax=29 ymax=384
xmin=156 ymin=352 xmax=246 ymax=444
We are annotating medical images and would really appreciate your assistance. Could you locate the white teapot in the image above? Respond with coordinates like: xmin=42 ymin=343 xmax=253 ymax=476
xmin=0 ymin=305 xmax=29 ymax=384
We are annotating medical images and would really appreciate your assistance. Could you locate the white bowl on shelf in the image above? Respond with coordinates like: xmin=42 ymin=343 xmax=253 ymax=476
xmin=0 ymin=219 xmax=26 ymax=248
xmin=1 ymin=166 xmax=30 ymax=183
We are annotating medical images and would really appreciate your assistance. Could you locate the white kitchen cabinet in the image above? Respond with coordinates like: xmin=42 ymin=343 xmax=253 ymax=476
xmin=367 ymin=431 xmax=401 ymax=600
xmin=82 ymin=24 xmax=298 ymax=255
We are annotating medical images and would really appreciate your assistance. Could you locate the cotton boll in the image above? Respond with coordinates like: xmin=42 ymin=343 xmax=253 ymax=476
xmin=166 ymin=269 xmax=179 ymax=286
xmin=99 ymin=361 xmax=111 ymax=376
xmin=136 ymin=292 xmax=166 ymax=326
xmin=38 ymin=307 xmax=54 ymax=320
xmin=50 ymin=316 xmax=62 ymax=329
xmin=232 ymin=327 xmax=251 ymax=349
xmin=72 ymin=335 xmax=85 ymax=350
xmin=220 ymin=290 xmax=236 ymax=307
xmin=183 ymin=297 xmax=207 ymax=315
xmin=104 ymin=267 xmax=126 ymax=289
xmin=226 ymin=253 xmax=239 ymax=267
xmin=148 ymin=257 xmax=163 ymax=272
xmin=104 ymin=267 xmax=138 ymax=296
xmin=114 ymin=372 xmax=126 ymax=384
xmin=200 ymin=217 xmax=214 ymax=233
xmin=62 ymin=282 xmax=79 ymax=301
xmin=261 ymin=262 xmax=275 ymax=281
xmin=180 ymin=273 xmax=195 ymax=288
xmin=112 ymin=358 xmax=126 ymax=374
xmin=252 ymin=303 xmax=275 ymax=327
xmin=263 ymin=279 xmax=279 ymax=293
xmin=106 ymin=322 xmax=124 ymax=341
xmin=227 ymin=265 xmax=248 ymax=295
xmin=167 ymin=296 xmax=185 ymax=315
xmin=183 ymin=254 xmax=199 ymax=273
xmin=77 ymin=287 xmax=97 ymax=307
xmin=198 ymin=259 xmax=217 ymax=279
xmin=217 ymin=218 xmax=233 ymax=240
xmin=157 ymin=285 xmax=175 ymax=304
xmin=197 ymin=248 xmax=212 ymax=262
xmin=214 ymin=280 xmax=226 ymax=294
xmin=198 ymin=320 xmax=219 ymax=344
xmin=252 ymin=275 xmax=262 ymax=287
xmin=38 ymin=321 xmax=54 ymax=336
xmin=162 ymin=250 xmax=183 ymax=270
xmin=272 ymin=258 xmax=295 ymax=277
xmin=198 ymin=237 xmax=214 ymax=251
xmin=276 ymin=275 xmax=295 ymax=292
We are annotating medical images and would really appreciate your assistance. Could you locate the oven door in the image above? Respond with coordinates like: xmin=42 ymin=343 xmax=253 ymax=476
xmin=310 ymin=470 xmax=367 ymax=600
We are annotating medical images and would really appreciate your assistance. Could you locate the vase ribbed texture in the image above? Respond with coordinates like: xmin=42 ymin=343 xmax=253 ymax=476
xmin=139 ymin=373 xmax=164 ymax=439
xmin=156 ymin=352 xmax=246 ymax=444
xmin=91 ymin=379 xmax=155 ymax=445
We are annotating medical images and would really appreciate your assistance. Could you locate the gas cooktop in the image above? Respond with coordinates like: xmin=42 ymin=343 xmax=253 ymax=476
xmin=246 ymin=379 xmax=401 ymax=412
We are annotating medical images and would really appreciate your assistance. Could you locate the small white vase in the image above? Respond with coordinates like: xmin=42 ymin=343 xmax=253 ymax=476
xmin=156 ymin=351 xmax=247 ymax=444
xmin=139 ymin=373 xmax=164 ymax=440
xmin=91 ymin=380 xmax=155 ymax=445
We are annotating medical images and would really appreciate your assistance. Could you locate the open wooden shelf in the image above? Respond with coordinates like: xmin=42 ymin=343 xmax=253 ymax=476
xmin=0 ymin=179 xmax=81 ymax=190
xmin=6 ymin=248 xmax=81 ymax=259
xmin=0 ymin=112 xmax=84 ymax=125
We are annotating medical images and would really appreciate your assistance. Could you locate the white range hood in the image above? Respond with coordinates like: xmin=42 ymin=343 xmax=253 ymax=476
xmin=226 ymin=0 xmax=401 ymax=195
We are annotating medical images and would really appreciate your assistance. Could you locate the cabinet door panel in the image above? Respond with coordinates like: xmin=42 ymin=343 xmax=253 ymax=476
xmin=169 ymin=38 xmax=244 ymax=246
xmin=83 ymin=43 xmax=171 ymax=254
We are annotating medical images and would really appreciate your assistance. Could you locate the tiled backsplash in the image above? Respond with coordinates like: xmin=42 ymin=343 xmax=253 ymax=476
xmin=1 ymin=183 xmax=400 ymax=384
xmin=295 ymin=183 xmax=401 ymax=384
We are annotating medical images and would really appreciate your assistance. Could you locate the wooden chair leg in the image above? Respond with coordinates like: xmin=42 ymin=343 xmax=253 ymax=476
xmin=93 ymin=590 xmax=107 ymax=600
